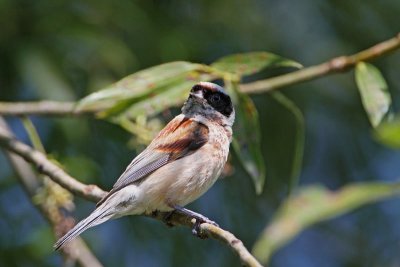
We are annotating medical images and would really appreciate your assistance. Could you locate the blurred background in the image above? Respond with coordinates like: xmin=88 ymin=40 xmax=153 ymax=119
xmin=1 ymin=0 xmax=400 ymax=266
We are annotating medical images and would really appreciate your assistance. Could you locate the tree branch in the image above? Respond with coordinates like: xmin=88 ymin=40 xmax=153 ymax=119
xmin=0 ymin=118 xmax=103 ymax=267
xmin=0 ymin=101 xmax=84 ymax=116
xmin=0 ymin=128 xmax=106 ymax=202
xmin=240 ymin=32 xmax=400 ymax=93
xmin=202 ymin=224 xmax=264 ymax=267
xmin=0 ymin=127 xmax=263 ymax=267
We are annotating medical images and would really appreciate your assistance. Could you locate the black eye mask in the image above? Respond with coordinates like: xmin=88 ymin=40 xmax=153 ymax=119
xmin=204 ymin=90 xmax=233 ymax=117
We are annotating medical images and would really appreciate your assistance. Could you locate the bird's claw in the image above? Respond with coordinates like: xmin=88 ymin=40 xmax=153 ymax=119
xmin=191 ymin=216 xmax=219 ymax=239
xmin=167 ymin=205 xmax=219 ymax=237
xmin=162 ymin=211 xmax=176 ymax=228
xmin=192 ymin=220 xmax=204 ymax=238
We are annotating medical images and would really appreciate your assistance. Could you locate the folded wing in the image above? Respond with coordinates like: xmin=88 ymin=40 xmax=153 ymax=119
xmin=96 ymin=116 xmax=209 ymax=207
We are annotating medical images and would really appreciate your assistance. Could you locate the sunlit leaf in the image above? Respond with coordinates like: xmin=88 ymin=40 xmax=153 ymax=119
xmin=211 ymin=52 xmax=302 ymax=77
xmin=355 ymin=62 xmax=391 ymax=127
xmin=252 ymin=182 xmax=400 ymax=264
xmin=76 ymin=61 xmax=209 ymax=114
xmin=229 ymin=83 xmax=266 ymax=194
xmin=110 ymin=76 xmax=213 ymax=133
xmin=111 ymin=79 xmax=204 ymax=120
xmin=21 ymin=117 xmax=45 ymax=153
xmin=374 ymin=118 xmax=400 ymax=148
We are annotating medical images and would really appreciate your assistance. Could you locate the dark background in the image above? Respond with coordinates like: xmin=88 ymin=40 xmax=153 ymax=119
xmin=1 ymin=1 xmax=400 ymax=266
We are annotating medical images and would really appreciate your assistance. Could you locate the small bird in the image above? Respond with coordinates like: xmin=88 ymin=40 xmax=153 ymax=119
xmin=54 ymin=82 xmax=235 ymax=250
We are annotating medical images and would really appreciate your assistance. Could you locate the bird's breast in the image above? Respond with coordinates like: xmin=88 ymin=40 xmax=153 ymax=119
xmin=135 ymin=125 xmax=231 ymax=213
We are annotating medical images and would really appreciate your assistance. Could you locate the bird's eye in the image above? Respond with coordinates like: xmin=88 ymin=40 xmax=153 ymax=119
xmin=205 ymin=91 xmax=233 ymax=117
xmin=210 ymin=94 xmax=221 ymax=103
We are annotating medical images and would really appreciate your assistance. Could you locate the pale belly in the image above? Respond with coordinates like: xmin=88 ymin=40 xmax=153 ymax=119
xmin=117 ymin=142 xmax=228 ymax=215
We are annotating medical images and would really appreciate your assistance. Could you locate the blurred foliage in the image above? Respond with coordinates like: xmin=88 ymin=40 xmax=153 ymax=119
xmin=252 ymin=182 xmax=400 ymax=264
xmin=1 ymin=1 xmax=400 ymax=267
xmin=211 ymin=52 xmax=303 ymax=77
xmin=231 ymin=89 xmax=266 ymax=194
xmin=374 ymin=117 xmax=400 ymax=149
xmin=270 ymin=92 xmax=305 ymax=195
xmin=355 ymin=62 xmax=392 ymax=127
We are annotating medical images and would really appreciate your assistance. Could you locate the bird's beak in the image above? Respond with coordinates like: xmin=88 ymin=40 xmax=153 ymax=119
xmin=190 ymin=90 xmax=204 ymax=99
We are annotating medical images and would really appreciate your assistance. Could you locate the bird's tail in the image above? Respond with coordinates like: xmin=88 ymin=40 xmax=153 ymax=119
xmin=54 ymin=202 xmax=114 ymax=250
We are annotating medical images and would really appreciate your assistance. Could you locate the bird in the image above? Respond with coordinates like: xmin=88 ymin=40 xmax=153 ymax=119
xmin=54 ymin=82 xmax=235 ymax=250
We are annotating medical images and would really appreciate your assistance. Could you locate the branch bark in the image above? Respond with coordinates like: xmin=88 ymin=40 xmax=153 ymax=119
xmin=0 ymin=126 xmax=263 ymax=267
xmin=0 ymin=118 xmax=103 ymax=267
xmin=0 ymin=128 xmax=106 ymax=202
xmin=0 ymin=101 xmax=81 ymax=116
xmin=0 ymin=33 xmax=398 ymax=117
xmin=240 ymin=32 xmax=400 ymax=93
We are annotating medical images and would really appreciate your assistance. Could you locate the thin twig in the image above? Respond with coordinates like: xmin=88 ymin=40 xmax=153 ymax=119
xmin=0 ymin=118 xmax=103 ymax=267
xmin=240 ymin=33 xmax=400 ymax=93
xmin=0 ymin=128 xmax=106 ymax=202
xmin=202 ymin=224 xmax=264 ymax=267
xmin=0 ymin=101 xmax=86 ymax=116
xmin=0 ymin=129 xmax=263 ymax=267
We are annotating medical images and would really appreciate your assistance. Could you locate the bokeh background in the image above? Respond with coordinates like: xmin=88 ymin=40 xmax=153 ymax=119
xmin=1 ymin=1 xmax=400 ymax=266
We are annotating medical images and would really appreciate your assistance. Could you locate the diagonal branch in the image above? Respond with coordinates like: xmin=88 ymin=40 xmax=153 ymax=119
xmin=0 ymin=126 xmax=263 ymax=267
xmin=240 ymin=32 xmax=400 ymax=93
xmin=0 ymin=128 xmax=106 ymax=202
xmin=0 ymin=118 xmax=103 ymax=267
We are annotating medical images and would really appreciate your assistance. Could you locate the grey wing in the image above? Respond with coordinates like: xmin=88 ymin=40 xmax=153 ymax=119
xmin=96 ymin=117 xmax=209 ymax=207
xmin=96 ymin=148 xmax=170 ymax=207
xmin=112 ymin=148 xmax=170 ymax=189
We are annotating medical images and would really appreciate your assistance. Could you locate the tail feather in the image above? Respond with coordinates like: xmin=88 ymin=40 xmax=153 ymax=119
xmin=54 ymin=206 xmax=112 ymax=250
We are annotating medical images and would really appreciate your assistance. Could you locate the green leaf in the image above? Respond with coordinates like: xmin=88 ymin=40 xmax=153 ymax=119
xmin=252 ymin=182 xmax=400 ymax=264
xmin=211 ymin=52 xmax=302 ymax=77
xmin=271 ymin=92 xmax=305 ymax=195
xmin=76 ymin=61 xmax=208 ymax=114
xmin=21 ymin=117 xmax=45 ymax=153
xmin=110 ymin=77 xmax=213 ymax=131
xmin=229 ymin=83 xmax=266 ymax=194
xmin=355 ymin=62 xmax=391 ymax=127
xmin=374 ymin=117 xmax=400 ymax=148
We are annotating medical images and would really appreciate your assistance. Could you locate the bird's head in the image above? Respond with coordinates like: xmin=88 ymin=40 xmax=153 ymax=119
xmin=182 ymin=82 xmax=235 ymax=127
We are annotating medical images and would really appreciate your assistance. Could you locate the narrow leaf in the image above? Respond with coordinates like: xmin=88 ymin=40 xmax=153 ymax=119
xmin=76 ymin=61 xmax=208 ymax=113
xmin=110 ymin=76 xmax=213 ymax=131
xmin=252 ymin=182 xmax=400 ymax=264
xmin=355 ymin=62 xmax=391 ymax=127
xmin=271 ymin=92 xmax=305 ymax=195
xmin=229 ymin=83 xmax=266 ymax=194
xmin=374 ymin=117 xmax=400 ymax=148
xmin=21 ymin=117 xmax=46 ymax=153
xmin=212 ymin=52 xmax=302 ymax=77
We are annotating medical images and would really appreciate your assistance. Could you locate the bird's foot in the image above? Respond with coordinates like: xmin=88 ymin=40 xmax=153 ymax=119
xmin=191 ymin=214 xmax=218 ymax=238
xmin=162 ymin=210 xmax=176 ymax=228
xmin=169 ymin=205 xmax=218 ymax=238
